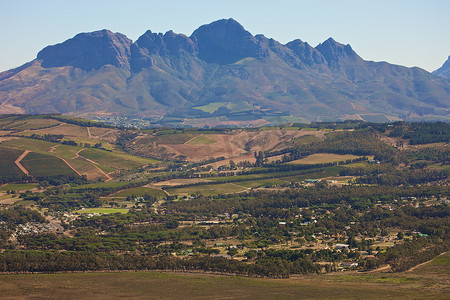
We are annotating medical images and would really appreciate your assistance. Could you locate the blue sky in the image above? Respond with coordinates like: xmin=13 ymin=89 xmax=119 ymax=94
xmin=1 ymin=0 xmax=449 ymax=72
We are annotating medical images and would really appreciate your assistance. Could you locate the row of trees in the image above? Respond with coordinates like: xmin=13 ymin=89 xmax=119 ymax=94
xmin=0 ymin=251 xmax=320 ymax=278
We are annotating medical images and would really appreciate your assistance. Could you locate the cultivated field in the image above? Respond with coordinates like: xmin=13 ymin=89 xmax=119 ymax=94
xmin=25 ymin=123 xmax=89 ymax=138
xmin=78 ymin=148 xmax=158 ymax=170
xmin=186 ymin=135 xmax=217 ymax=145
xmin=166 ymin=183 xmax=248 ymax=196
xmin=0 ymin=147 xmax=23 ymax=177
xmin=111 ymin=186 xmax=167 ymax=198
xmin=4 ymin=118 xmax=61 ymax=131
xmin=0 ymin=183 xmax=38 ymax=192
xmin=1 ymin=138 xmax=55 ymax=153
xmin=167 ymin=134 xmax=245 ymax=162
xmin=20 ymin=152 xmax=78 ymax=177
xmin=74 ymin=208 xmax=129 ymax=214
xmin=289 ymin=153 xmax=362 ymax=165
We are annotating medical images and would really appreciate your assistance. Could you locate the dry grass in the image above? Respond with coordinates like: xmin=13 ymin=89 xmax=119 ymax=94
xmin=167 ymin=134 xmax=245 ymax=162
xmin=25 ymin=123 xmax=89 ymax=138
xmin=0 ymin=264 xmax=448 ymax=300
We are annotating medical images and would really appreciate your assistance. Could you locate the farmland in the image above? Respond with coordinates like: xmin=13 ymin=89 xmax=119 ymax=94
xmin=74 ymin=208 xmax=129 ymax=214
xmin=110 ymin=186 xmax=167 ymax=198
xmin=0 ymin=183 xmax=38 ymax=191
xmin=0 ymin=116 xmax=448 ymax=298
xmin=0 ymin=147 xmax=23 ymax=177
xmin=79 ymin=148 xmax=158 ymax=170
xmin=186 ymin=135 xmax=217 ymax=145
xmin=20 ymin=152 xmax=78 ymax=177
xmin=166 ymin=182 xmax=248 ymax=196
xmin=289 ymin=153 xmax=362 ymax=164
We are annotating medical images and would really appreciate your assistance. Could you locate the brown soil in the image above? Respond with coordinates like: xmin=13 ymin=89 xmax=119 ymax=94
xmin=167 ymin=134 xmax=245 ymax=162
xmin=205 ymin=153 xmax=257 ymax=168
xmin=88 ymin=127 xmax=122 ymax=143
xmin=14 ymin=149 xmax=30 ymax=176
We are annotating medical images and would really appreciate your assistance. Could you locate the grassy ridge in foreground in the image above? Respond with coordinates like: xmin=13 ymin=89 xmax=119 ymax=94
xmin=0 ymin=252 xmax=448 ymax=299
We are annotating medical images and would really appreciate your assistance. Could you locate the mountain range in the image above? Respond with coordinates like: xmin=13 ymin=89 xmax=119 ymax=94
xmin=0 ymin=18 xmax=449 ymax=126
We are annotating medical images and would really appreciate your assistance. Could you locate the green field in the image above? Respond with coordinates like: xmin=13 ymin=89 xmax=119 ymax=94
xmin=79 ymin=148 xmax=157 ymax=170
xmin=361 ymin=114 xmax=392 ymax=123
xmin=186 ymin=135 xmax=216 ymax=145
xmin=0 ymin=147 xmax=23 ymax=177
xmin=1 ymin=138 xmax=56 ymax=153
xmin=21 ymin=152 xmax=78 ymax=177
xmin=284 ymin=168 xmax=341 ymax=182
xmin=289 ymin=135 xmax=321 ymax=146
xmin=289 ymin=153 xmax=361 ymax=165
xmin=112 ymin=186 xmax=167 ymax=197
xmin=74 ymin=208 xmax=129 ymax=214
xmin=208 ymin=167 xmax=337 ymax=184
xmin=0 ymin=183 xmax=38 ymax=191
xmin=152 ymin=133 xmax=198 ymax=144
xmin=194 ymin=102 xmax=229 ymax=113
xmin=236 ymin=178 xmax=287 ymax=188
xmin=72 ymin=182 xmax=133 ymax=190
xmin=166 ymin=183 xmax=247 ymax=196
xmin=301 ymin=128 xmax=319 ymax=131
xmin=9 ymin=118 xmax=61 ymax=131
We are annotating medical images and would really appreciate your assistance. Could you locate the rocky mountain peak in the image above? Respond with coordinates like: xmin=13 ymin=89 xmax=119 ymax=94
xmin=316 ymin=37 xmax=360 ymax=66
xmin=190 ymin=18 xmax=262 ymax=64
xmin=432 ymin=55 xmax=450 ymax=78
xmin=37 ymin=30 xmax=132 ymax=70
xmin=286 ymin=39 xmax=326 ymax=65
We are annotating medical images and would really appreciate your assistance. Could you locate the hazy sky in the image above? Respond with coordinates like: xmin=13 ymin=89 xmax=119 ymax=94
xmin=1 ymin=0 xmax=449 ymax=72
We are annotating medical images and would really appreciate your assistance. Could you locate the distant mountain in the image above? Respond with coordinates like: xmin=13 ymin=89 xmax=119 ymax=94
xmin=0 ymin=19 xmax=449 ymax=125
xmin=433 ymin=56 xmax=450 ymax=79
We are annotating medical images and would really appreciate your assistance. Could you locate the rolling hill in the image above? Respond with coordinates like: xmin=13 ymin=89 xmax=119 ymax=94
xmin=0 ymin=19 xmax=449 ymax=125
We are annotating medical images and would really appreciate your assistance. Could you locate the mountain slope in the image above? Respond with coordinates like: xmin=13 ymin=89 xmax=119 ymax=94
xmin=433 ymin=55 xmax=450 ymax=78
xmin=0 ymin=19 xmax=449 ymax=124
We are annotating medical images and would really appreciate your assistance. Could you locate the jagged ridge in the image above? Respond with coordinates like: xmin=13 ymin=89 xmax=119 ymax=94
xmin=1 ymin=18 xmax=449 ymax=123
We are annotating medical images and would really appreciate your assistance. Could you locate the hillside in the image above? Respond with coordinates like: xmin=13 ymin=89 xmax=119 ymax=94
xmin=433 ymin=55 xmax=450 ymax=78
xmin=0 ymin=19 xmax=449 ymax=125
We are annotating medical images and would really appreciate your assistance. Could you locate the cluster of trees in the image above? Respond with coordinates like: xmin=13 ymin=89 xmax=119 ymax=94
xmin=340 ymin=165 xmax=448 ymax=186
xmin=0 ymin=207 xmax=46 ymax=229
xmin=388 ymin=122 xmax=450 ymax=145
xmin=363 ymin=236 xmax=450 ymax=272
xmin=29 ymin=133 xmax=64 ymax=143
xmin=0 ymin=251 xmax=320 ymax=278
xmin=269 ymin=131 xmax=398 ymax=163
xmin=47 ymin=115 xmax=116 ymax=129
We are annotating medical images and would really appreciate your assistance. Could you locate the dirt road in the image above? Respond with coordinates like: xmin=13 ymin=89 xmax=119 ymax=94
xmin=14 ymin=150 xmax=30 ymax=176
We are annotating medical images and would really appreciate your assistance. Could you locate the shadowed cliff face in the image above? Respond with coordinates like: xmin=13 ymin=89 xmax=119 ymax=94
xmin=131 ymin=30 xmax=197 ymax=72
xmin=37 ymin=30 xmax=132 ymax=70
xmin=191 ymin=18 xmax=265 ymax=64
xmin=1 ymin=19 xmax=449 ymax=122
